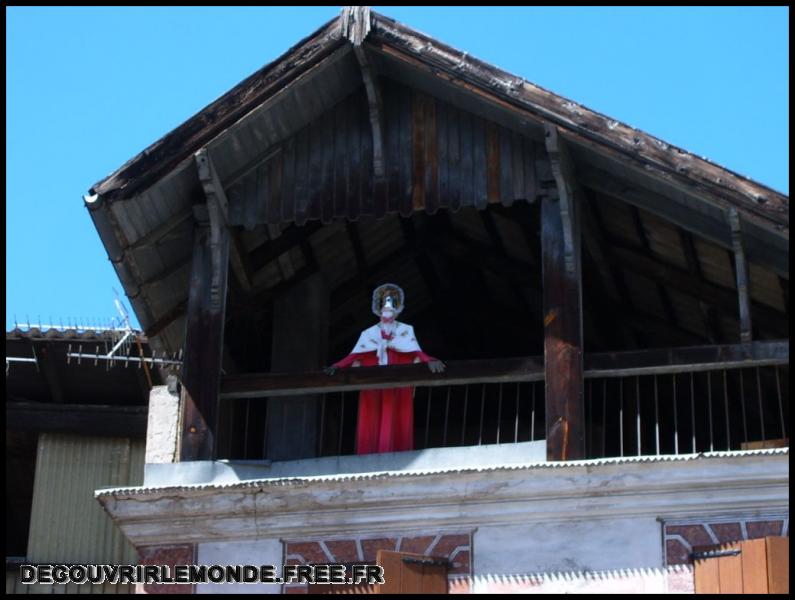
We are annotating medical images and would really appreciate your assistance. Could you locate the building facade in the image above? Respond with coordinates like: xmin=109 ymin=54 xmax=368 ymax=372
xmin=83 ymin=7 xmax=787 ymax=594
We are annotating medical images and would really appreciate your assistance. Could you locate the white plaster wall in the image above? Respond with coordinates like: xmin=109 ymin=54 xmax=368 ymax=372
xmin=473 ymin=516 xmax=666 ymax=593
xmin=145 ymin=385 xmax=180 ymax=464
xmin=196 ymin=539 xmax=283 ymax=594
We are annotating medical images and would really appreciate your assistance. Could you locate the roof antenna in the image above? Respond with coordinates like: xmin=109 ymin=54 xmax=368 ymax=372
xmin=113 ymin=288 xmax=132 ymax=332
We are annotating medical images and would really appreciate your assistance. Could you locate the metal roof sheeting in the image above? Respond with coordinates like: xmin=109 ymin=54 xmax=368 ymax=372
xmin=95 ymin=447 xmax=788 ymax=498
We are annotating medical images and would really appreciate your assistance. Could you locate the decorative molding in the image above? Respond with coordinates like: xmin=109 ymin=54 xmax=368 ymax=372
xmin=99 ymin=453 xmax=788 ymax=548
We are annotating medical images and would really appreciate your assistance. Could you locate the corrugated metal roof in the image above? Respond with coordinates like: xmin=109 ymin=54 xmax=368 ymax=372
xmin=96 ymin=447 xmax=788 ymax=498
xmin=6 ymin=326 xmax=146 ymax=343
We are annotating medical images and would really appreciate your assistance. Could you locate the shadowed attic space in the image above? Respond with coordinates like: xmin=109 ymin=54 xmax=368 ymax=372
xmin=219 ymin=196 xmax=787 ymax=376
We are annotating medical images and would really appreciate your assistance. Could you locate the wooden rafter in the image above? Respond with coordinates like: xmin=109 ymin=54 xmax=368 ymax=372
xmin=578 ymin=194 xmax=639 ymax=349
xmin=679 ymin=228 xmax=723 ymax=343
xmin=609 ymin=243 xmax=786 ymax=335
xmin=577 ymin=166 xmax=788 ymax=278
xmin=127 ymin=208 xmax=193 ymax=251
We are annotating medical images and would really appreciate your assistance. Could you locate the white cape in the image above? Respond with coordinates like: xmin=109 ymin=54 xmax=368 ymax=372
xmin=350 ymin=322 xmax=423 ymax=365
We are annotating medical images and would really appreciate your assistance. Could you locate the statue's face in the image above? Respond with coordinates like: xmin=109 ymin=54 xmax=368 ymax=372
xmin=381 ymin=295 xmax=396 ymax=320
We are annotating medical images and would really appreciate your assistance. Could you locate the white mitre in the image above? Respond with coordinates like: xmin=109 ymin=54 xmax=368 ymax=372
xmin=350 ymin=322 xmax=423 ymax=365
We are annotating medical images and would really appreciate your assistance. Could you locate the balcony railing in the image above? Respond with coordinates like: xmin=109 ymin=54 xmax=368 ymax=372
xmin=219 ymin=340 xmax=788 ymax=461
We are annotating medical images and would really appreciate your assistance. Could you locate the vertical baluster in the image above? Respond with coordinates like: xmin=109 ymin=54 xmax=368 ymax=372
xmin=672 ymin=374 xmax=678 ymax=455
xmin=740 ymin=369 xmax=748 ymax=444
xmin=602 ymin=379 xmax=607 ymax=458
xmin=243 ymin=398 xmax=250 ymax=460
xmin=619 ymin=378 xmax=624 ymax=457
xmin=755 ymin=367 xmax=766 ymax=441
xmin=496 ymin=383 xmax=503 ymax=444
xmin=690 ymin=372 xmax=696 ymax=453
xmin=263 ymin=398 xmax=271 ymax=460
xmin=425 ymin=387 xmax=433 ymax=449
xmin=300 ymin=400 xmax=308 ymax=456
xmin=514 ymin=382 xmax=520 ymax=444
xmin=587 ymin=379 xmax=592 ymax=457
xmin=318 ymin=395 xmax=326 ymax=456
xmin=227 ymin=399 xmax=235 ymax=459
xmin=723 ymin=370 xmax=731 ymax=450
xmin=636 ymin=376 xmax=641 ymax=456
xmin=707 ymin=371 xmax=714 ymax=452
xmin=338 ymin=392 xmax=345 ymax=456
xmin=775 ymin=366 xmax=786 ymax=439
xmin=461 ymin=385 xmax=469 ymax=446
xmin=478 ymin=384 xmax=486 ymax=446
xmin=442 ymin=386 xmax=451 ymax=447
xmin=654 ymin=374 xmax=660 ymax=456
xmin=530 ymin=382 xmax=536 ymax=442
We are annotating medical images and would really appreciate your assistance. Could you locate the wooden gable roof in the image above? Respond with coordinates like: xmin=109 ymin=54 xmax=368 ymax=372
xmin=85 ymin=7 xmax=788 ymax=356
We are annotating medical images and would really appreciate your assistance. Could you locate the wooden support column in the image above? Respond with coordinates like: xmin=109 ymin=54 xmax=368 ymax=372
xmin=541 ymin=124 xmax=585 ymax=461
xmin=179 ymin=149 xmax=231 ymax=461
xmin=728 ymin=209 xmax=753 ymax=342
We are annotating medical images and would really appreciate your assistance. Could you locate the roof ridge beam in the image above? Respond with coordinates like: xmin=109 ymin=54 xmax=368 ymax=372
xmin=341 ymin=6 xmax=372 ymax=46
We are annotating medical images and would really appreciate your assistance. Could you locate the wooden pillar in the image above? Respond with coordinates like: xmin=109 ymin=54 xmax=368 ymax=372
xmin=728 ymin=209 xmax=753 ymax=342
xmin=179 ymin=151 xmax=231 ymax=461
xmin=266 ymin=273 xmax=329 ymax=461
xmin=541 ymin=125 xmax=585 ymax=461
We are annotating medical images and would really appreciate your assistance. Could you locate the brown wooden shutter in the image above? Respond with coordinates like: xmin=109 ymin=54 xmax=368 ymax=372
xmin=694 ymin=536 xmax=789 ymax=594
xmin=376 ymin=550 xmax=449 ymax=594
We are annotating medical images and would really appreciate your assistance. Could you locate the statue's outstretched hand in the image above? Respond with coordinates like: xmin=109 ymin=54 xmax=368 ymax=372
xmin=427 ymin=359 xmax=446 ymax=374
xmin=323 ymin=366 xmax=337 ymax=376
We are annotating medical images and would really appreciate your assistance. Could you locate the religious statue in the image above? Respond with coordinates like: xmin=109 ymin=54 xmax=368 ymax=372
xmin=325 ymin=283 xmax=445 ymax=455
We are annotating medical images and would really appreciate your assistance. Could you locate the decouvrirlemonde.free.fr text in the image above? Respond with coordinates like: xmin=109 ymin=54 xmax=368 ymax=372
xmin=20 ymin=564 xmax=385 ymax=585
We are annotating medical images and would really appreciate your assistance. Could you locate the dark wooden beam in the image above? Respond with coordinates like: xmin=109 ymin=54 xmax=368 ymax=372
xmin=345 ymin=220 xmax=369 ymax=279
xmin=144 ymin=299 xmax=188 ymax=339
xmin=127 ymin=208 xmax=193 ymax=251
xmin=400 ymin=216 xmax=469 ymax=354
xmin=140 ymin=255 xmax=192 ymax=288
xmin=7 ymin=402 xmax=148 ymax=437
xmin=248 ymin=222 xmax=323 ymax=272
xmin=479 ymin=209 xmax=537 ymax=313
xmin=579 ymin=195 xmax=638 ymax=349
xmin=491 ymin=201 xmax=541 ymax=264
xmin=37 ymin=344 xmax=64 ymax=404
xmin=728 ymin=208 xmax=752 ymax=342
xmin=179 ymin=150 xmax=233 ymax=461
xmin=585 ymin=339 xmax=788 ymax=377
xmin=578 ymin=166 xmax=789 ymax=278
xmin=353 ymin=46 xmax=386 ymax=179
xmin=679 ymin=228 xmax=723 ymax=343
xmin=228 ymin=226 xmax=256 ymax=293
xmin=542 ymin=125 xmax=585 ymax=461
xmin=629 ymin=205 xmax=681 ymax=332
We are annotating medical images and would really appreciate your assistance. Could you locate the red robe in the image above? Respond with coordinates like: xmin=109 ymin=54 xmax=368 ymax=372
xmin=333 ymin=330 xmax=436 ymax=455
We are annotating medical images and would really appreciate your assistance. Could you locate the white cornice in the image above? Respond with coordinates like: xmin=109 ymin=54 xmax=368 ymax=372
xmin=96 ymin=451 xmax=789 ymax=547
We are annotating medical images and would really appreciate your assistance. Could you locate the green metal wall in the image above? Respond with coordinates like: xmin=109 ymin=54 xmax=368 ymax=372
xmin=6 ymin=434 xmax=145 ymax=594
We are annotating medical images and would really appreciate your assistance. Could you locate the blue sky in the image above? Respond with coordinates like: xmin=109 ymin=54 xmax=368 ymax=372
xmin=6 ymin=6 xmax=789 ymax=331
